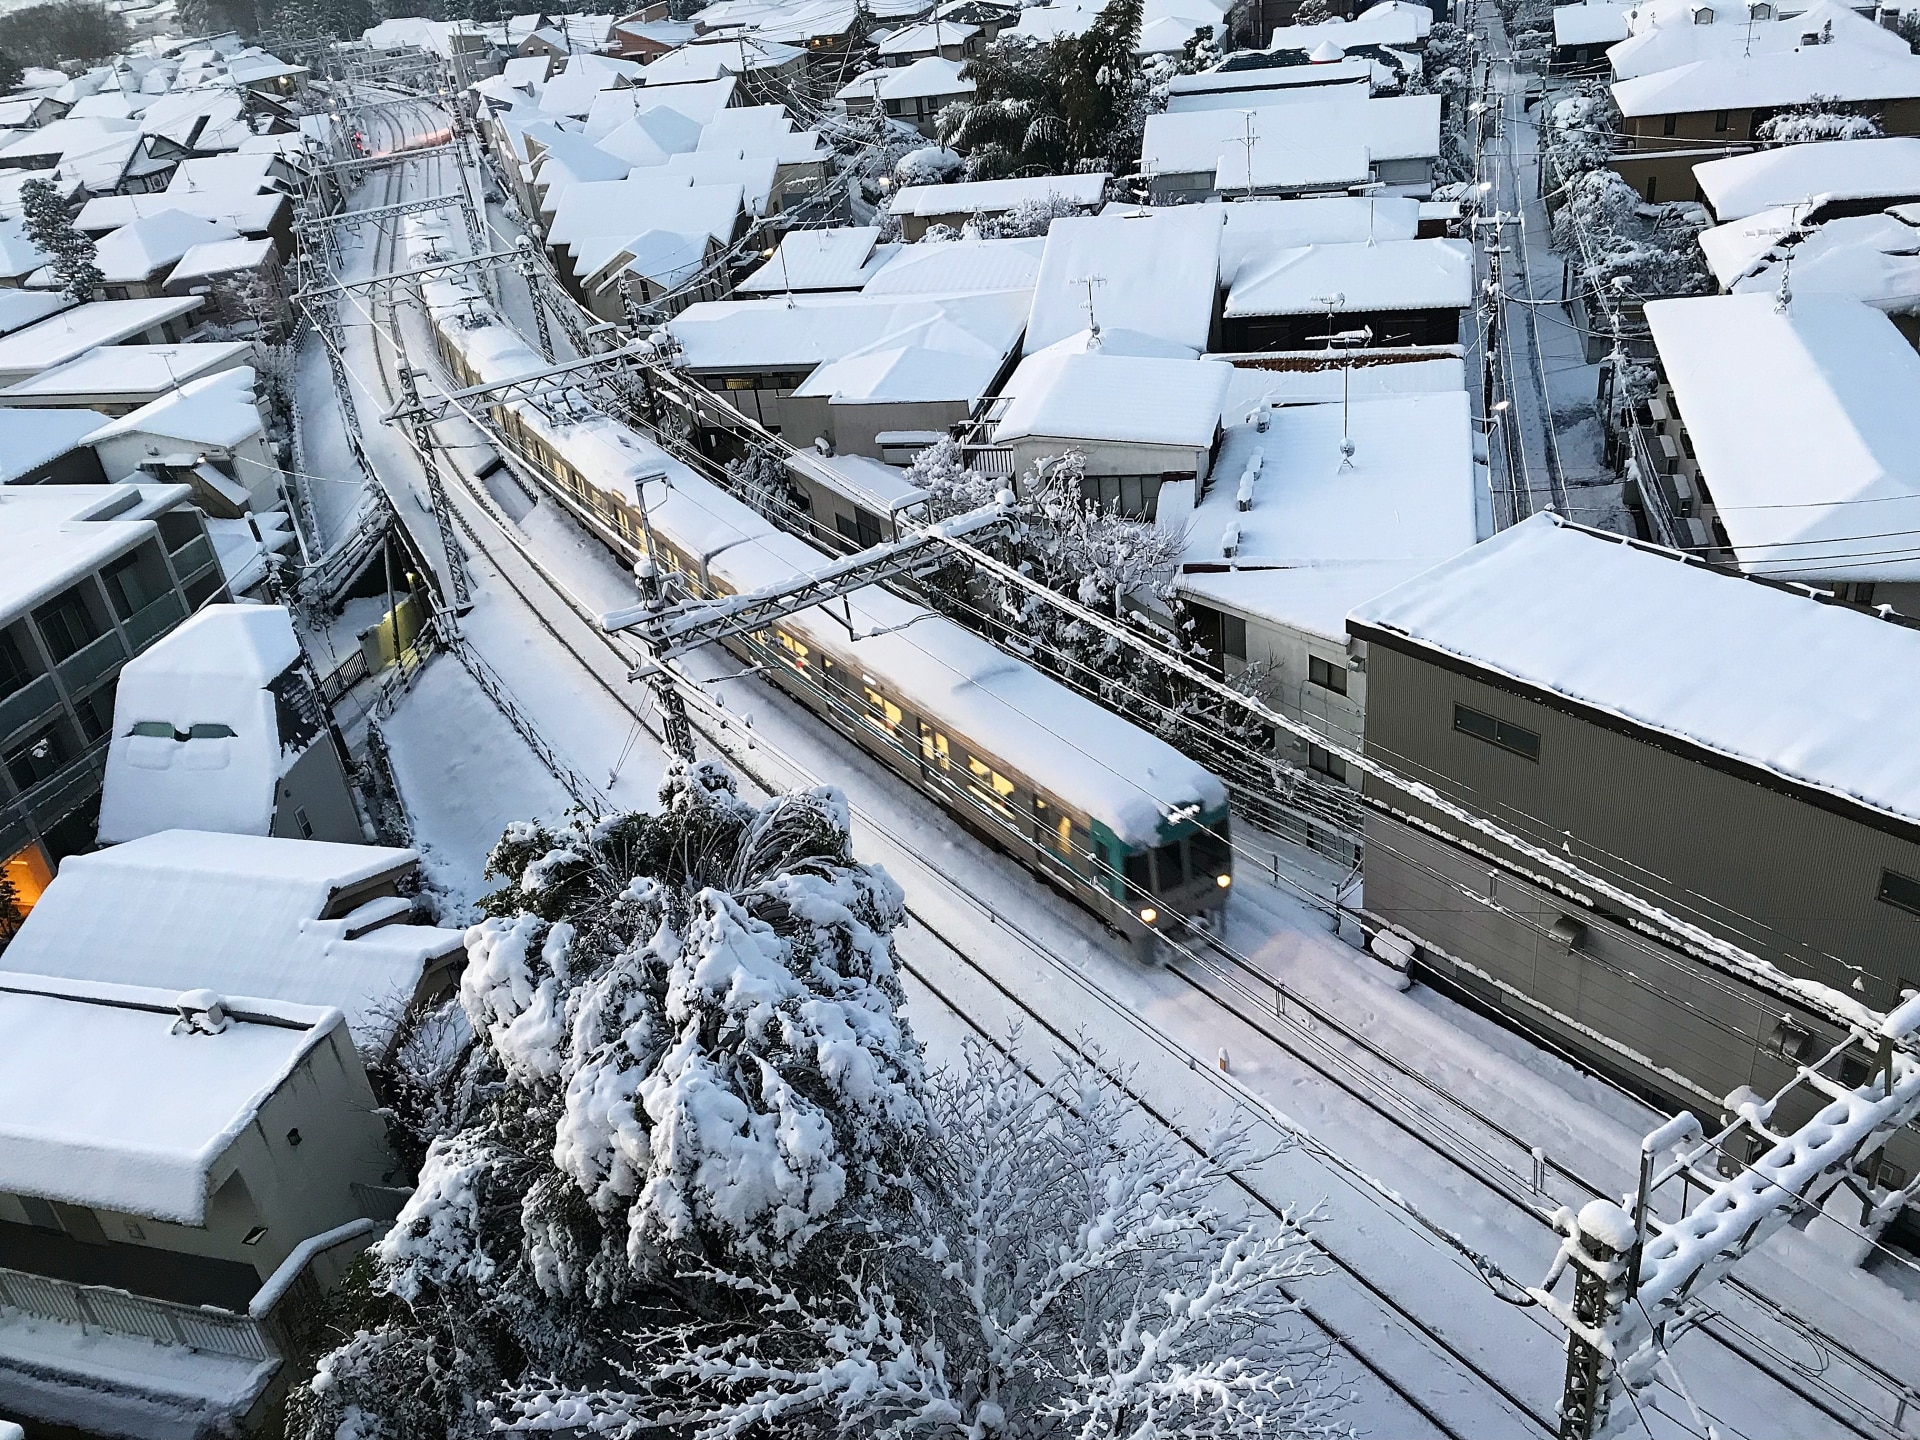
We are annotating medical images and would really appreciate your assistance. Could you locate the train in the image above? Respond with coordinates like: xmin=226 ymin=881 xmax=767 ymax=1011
xmin=399 ymin=216 xmax=1233 ymax=949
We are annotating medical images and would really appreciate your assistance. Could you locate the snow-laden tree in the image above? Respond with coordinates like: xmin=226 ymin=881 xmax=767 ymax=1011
xmin=20 ymin=178 xmax=101 ymax=304
xmin=895 ymin=144 xmax=965 ymax=186
xmin=506 ymin=1036 xmax=1350 ymax=1440
xmin=966 ymin=190 xmax=1094 ymax=239
xmin=1754 ymin=96 xmax=1883 ymax=145
xmin=1541 ymin=83 xmax=1619 ymax=187
xmin=290 ymin=763 xmax=929 ymax=1440
xmin=1552 ymin=168 xmax=1711 ymax=305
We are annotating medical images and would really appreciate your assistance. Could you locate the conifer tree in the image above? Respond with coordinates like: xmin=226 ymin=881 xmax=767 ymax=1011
xmin=21 ymin=178 xmax=102 ymax=304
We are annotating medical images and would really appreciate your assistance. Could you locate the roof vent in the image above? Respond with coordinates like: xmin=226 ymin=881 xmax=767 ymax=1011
xmin=173 ymin=988 xmax=230 ymax=1036
xmin=1221 ymin=519 xmax=1241 ymax=558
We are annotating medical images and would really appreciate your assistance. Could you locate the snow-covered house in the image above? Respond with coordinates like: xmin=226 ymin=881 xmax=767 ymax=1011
xmin=836 ymin=56 xmax=974 ymax=136
xmin=667 ymin=289 xmax=1032 ymax=457
xmin=737 ymin=225 xmax=900 ymax=294
xmin=0 ymin=407 xmax=109 ymax=486
xmin=1349 ymin=510 xmax=1920 ymax=1165
xmin=96 ymin=605 xmax=360 ymax=849
xmin=1141 ymin=92 xmax=1441 ymax=201
xmin=874 ymin=16 xmax=983 ymax=64
xmin=0 ymin=289 xmax=72 ymax=335
xmin=85 ymin=366 xmax=283 ymax=516
xmin=0 ymin=296 xmax=202 ymax=388
xmin=860 ymin=234 xmax=1048 ymax=295
xmin=640 ymin=36 xmax=808 ymax=87
xmin=89 ymin=209 xmax=243 ymax=300
xmin=77 ymin=189 xmax=296 ymax=260
xmin=7 ymin=828 xmax=463 ymax=1057
xmin=1171 ymin=387 xmax=1477 ymax=778
xmin=1219 ymin=236 xmax=1474 ymax=352
xmin=0 ymin=218 xmax=49 ymax=288
xmin=1638 ymin=292 xmax=1920 ymax=613
xmin=1696 ymin=207 xmax=1920 ymax=339
xmin=0 ymin=482 xmax=223 ymax=904
xmin=886 ymin=171 xmax=1109 ymax=241
xmin=162 ymin=237 xmax=283 ymax=328
xmin=1690 ymin=136 xmax=1920 ymax=224
xmin=1161 ymin=55 xmax=1379 ymax=113
xmin=0 ymin=340 xmax=252 ymax=415
xmin=985 ymin=349 xmax=1234 ymax=517
xmin=0 ymin=971 xmax=391 ymax=1439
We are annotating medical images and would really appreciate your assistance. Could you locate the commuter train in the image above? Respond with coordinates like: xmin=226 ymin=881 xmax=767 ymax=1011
xmin=400 ymin=218 xmax=1233 ymax=947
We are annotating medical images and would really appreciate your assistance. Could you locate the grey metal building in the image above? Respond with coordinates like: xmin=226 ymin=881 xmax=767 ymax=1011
xmin=1349 ymin=514 xmax=1920 ymax=1188
xmin=1 ymin=483 xmax=224 ymax=913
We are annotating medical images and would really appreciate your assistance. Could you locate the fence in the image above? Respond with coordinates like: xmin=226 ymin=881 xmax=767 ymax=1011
xmin=0 ymin=1265 xmax=271 ymax=1362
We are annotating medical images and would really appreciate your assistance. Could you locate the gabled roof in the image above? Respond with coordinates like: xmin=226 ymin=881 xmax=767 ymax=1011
xmin=738 ymin=225 xmax=892 ymax=292
xmin=1025 ymin=206 xmax=1222 ymax=357
xmin=0 ymin=287 xmax=71 ymax=334
xmin=888 ymin=170 xmax=1110 ymax=217
xmin=1212 ymin=194 xmax=1422 ymax=280
xmin=0 ymin=406 xmax=109 ymax=483
xmin=993 ymin=350 xmax=1231 ymax=448
xmin=862 ymin=235 xmax=1046 ymax=294
xmin=837 ymin=55 xmax=974 ymax=102
xmin=0 ymin=217 xmax=49 ymax=280
xmin=76 ymin=188 xmax=288 ymax=237
xmin=1224 ymin=236 xmax=1473 ymax=318
xmin=667 ymin=289 xmax=1031 ymax=372
xmin=875 ymin=18 xmax=980 ymax=54
xmin=639 ymin=36 xmax=804 ymax=82
xmin=169 ymin=236 xmax=276 ymax=286
xmin=87 ymin=365 xmax=264 ymax=450
xmin=94 ymin=209 xmax=241 ymax=284
xmin=1612 ymin=31 xmax=1920 ymax=116
xmin=1692 ymin=136 xmax=1920 ymax=222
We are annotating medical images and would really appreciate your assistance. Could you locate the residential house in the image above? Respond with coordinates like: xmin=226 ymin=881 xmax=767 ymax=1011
xmin=737 ymin=225 xmax=901 ymax=294
xmin=86 ymin=366 xmax=285 ymax=516
xmin=0 ymin=289 xmax=72 ymax=334
xmin=0 ymin=296 xmax=203 ymax=388
xmin=1634 ymin=292 xmax=1920 ymax=613
xmin=1219 ymin=236 xmax=1473 ymax=351
xmin=1024 ymin=205 xmax=1223 ymax=357
xmin=1140 ymin=92 xmax=1442 ymax=200
xmin=0 ymin=972 xmax=391 ymax=1438
xmin=0 ymin=341 xmax=253 ymax=415
xmin=874 ymin=17 xmax=984 ymax=64
xmin=0 ymin=483 xmax=223 ymax=898
xmin=1695 ymin=205 xmax=1920 ymax=341
xmin=0 ymin=218 xmax=47 ymax=287
xmin=886 ymin=171 xmax=1109 ymax=240
xmin=0 ymin=408 xmax=109 ymax=487
xmin=1690 ymin=135 xmax=1920 ymax=222
xmin=96 ymin=606 xmax=359 ymax=849
xmin=77 ymin=190 xmax=296 ymax=260
xmin=88 ymin=210 xmax=243 ymax=300
xmin=836 ymin=57 xmax=975 ymax=137
xmin=1349 ymin=511 xmax=1920 ymax=1193
xmin=163 ymin=238 xmax=284 ymax=330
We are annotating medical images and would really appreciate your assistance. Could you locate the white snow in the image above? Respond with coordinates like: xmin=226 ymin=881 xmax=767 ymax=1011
xmin=0 ymin=406 xmax=111 ymax=483
xmin=886 ymin=171 xmax=1110 ymax=218
xmin=0 ymin=297 xmax=203 ymax=383
xmin=92 ymin=210 xmax=239 ymax=285
xmin=860 ymin=236 xmax=1047 ymax=295
xmin=1209 ymin=195 xmax=1424 ymax=282
xmin=3 ymin=830 xmax=462 ymax=1054
xmin=1141 ymin=94 xmax=1441 ymax=179
xmin=1642 ymin=292 xmax=1920 ymax=580
xmin=667 ymin=290 xmax=1031 ymax=373
xmin=1024 ymin=206 xmax=1223 ymax=357
xmin=84 ymin=365 xmax=266 ymax=452
xmin=737 ymin=226 xmax=894 ymax=293
xmin=1692 ymin=137 xmax=1920 ymax=223
xmin=0 ymin=970 xmax=341 ymax=1224
xmin=165 ymin=236 xmax=275 ymax=287
xmin=0 ymin=342 xmax=251 ymax=406
xmin=1225 ymin=237 xmax=1474 ymax=318
xmin=1611 ymin=35 xmax=1920 ymax=119
xmin=991 ymin=349 xmax=1233 ymax=449
xmin=836 ymin=54 xmax=973 ymax=102
xmin=1351 ymin=511 xmax=1920 ymax=830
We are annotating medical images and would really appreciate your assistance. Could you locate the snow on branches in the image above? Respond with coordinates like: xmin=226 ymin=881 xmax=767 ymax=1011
xmin=1754 ymin=97 xmax=1884 ymax=145
xmin=1553 ymin=168 xmax=1712 ymax=305
xmin=507 ymin=1036 xmax=1350 ymax=1440
xmin=20 ymin=177 xmax=100 ymax=303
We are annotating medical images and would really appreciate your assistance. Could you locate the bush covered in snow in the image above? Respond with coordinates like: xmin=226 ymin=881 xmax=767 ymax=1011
xmin=1754 ymin=97 xmax=1884 ymax=145
xmin=1552 ymin=168 xmax=1712 ymax=306
xmin=895 ymin=144 xmax=965 ymax=186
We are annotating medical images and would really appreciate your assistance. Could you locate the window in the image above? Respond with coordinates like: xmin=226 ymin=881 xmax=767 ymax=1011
xmin=1191 ymin=823 xmax=1231 ymax=882
xmin=1453 ymin=704 xmax=1541 ymax=761
xmin=967 ymin=755 xmax=1015 ymax=815
xmin=6 ymin=720 xmax=72 ymax=791
xmin=34 ymin=583 xmax=103 ymax=662
xmin=1644 ymin=174 xmax=1659 ymax=202
xmin=836 ymin=508 xmax=884 ymax=549
xmin=1221 ymin=613 xmax=1246 ymax=661
xmin=1033 ymin=796 xmax=1075 ymax=860
xmin=75 ymin=685 xmax=116 ymax=743
xmin=1122 ymin=849 xmax=1152 ymax=896
xmin=1713 ymin=109 xmax=1729 ymax=132
xmin=295 ymin=806 xmax=313 ymax=839
xmin=1877 ymin=869 xmax=1920 ymax=917
xmin=1308 ymin=655 xmax=1348 ymax=695
xmin=1307 ymin=743 xmax=1347 ymax=783
xmin=862 ymin=685 xmax=903 ymax=736
xmin=1153 ymin=839 xmax=1187 ymax=889
xmin=1661 ymin=113 xmax=1678 ymax=136
xmin=919 ymin=722 xmax=950 ymax=770
xmin=102 ymin=547 xmax=167 ymax=620
xmin=775 ymin=631 xmax=810 ymax=671
xmin=0 ymin=627 xmax=37 ymax=698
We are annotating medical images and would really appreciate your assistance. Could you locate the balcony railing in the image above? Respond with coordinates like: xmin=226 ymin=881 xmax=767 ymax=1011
xmin=1628 ymin=423 xmax=1685 ymax=551
xmin=54 ymin=628 xmax=127 ymax=696
xmin=168 ymin=532 xmax=216 ymax=583
xmin=0 ymin=1265 xmax=270 ymax=1362
xmin=124 ymin=590 xmax=187 ymax=653
xmin=0 ymin=739 xmax=110 ymax=853
xmin=0 ymin=674 xmax=58 ymax=744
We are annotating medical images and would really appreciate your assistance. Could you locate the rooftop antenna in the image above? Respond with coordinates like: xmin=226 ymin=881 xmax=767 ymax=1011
xmin=1314 ymin=290 xmax=1345 ymax=345
xmin=1237 ymin=108 xmax=1259 ymax=194
xmin=1774 ymin=245 xmax=1794 ymax=313
xmin=1076 ymin=272 xmax=1106 ymax=345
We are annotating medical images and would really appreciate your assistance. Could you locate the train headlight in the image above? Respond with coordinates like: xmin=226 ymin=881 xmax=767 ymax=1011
xmin=1216 ymin=873 xmax=1232 ymax=889
xmin=1138 ymin=906 xmax=1159 ymax=925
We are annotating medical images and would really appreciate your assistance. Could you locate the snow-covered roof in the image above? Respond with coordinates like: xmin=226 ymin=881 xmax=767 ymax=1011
xmin=641 ymin=36 xmax=804 ymax=83
xmin=1267 ymin=0 xmax=1432 ymax=50
xmin=530 ymin=131 xmax=633 ymax=195
xmin=1220 ymin=353 xmax=1466 ymax=413
xmin=1645 ymin=292 xmax=1920 ymax=582
xmin=1141 ymin=92 xmax=1440 ymax=176
xmin=837 ymin=54 xmax=974 ymax=102
xmin=875 ymin=17 xmax=980 ymax=54
xmin=96 ymin=604 xmax=302 ymax=843
xmin=668 ymin=289 xmax=1031 ymax=372
xmin=1225 ymin=236 xmax=1472 ymax=318
xmin=862 ymin=235 xmax=1047 ymax=294
xmin=1702 ymin=208 xmax=1920 ymax=311
xmin=501 ymin=53 xmax=552 ymax=88
xmin=547 ymin=171 xmax=743 ymax=248
xmin=168 ymin=236 xmax=276 ymax=286
xmin=1553 ymin=2 xmax=1633 ymax=48
xmin=536 ymin=66 xmax=632 ymax=119
xmin=0 ymin=115 xmax=135 ymax=164
xmin=1025 ymin=206 xmax=1221 ymax=357
xmin=0 ymin=286 xmax=71 ymax=335
xmin=1611 ymin=37 xmax=1920 ymax=117
xmin=0 ymin=217 xmax=47 ymax=281
xmin=0 ymin=296 xmax=202 ymax=381
xmin=0 ymin=341 xmax=251 ymax=404
xmin=1166 ymin=55 xmax=1376 ymax=99
xmin=598 ymin=105 xmax=704 ymax=166
xmin=737 ymin=226 xmax=894 ymax=292
xmin=93 ymin=209 xmax=241 ymax=284
xmin=791 ymin=341 xmax=1004 ymax=405
xmin=7 ymin=827 xmax=464 ymax=1057
xmin=167 ymin=152 xmax=287 ymax=196
xmin=0 ymin=970 xmax=345 ymax=1225
xmin=993 ymin=351 xmax=1232 ymax=449
xmin=0 ymin=406 xmax=108 ymax=483
xmin=1207 ymin=195 xmax=1422 ymax=280
xmin=1350 ymin=510 xmax=1920 ymax=832
xmin=662 ymin=149 xmax=778 ymax=215
xmin=77 ymin=188 xmax=287 ymax=237
xmin=789 ymin=450 xmax=928 ymax=511
xmin=1692 ymin=137 xmax=1920 ymax=222
xmin=86 ymin=365 xmax=264 ymax=451
xmin=888 ymin=170 xmax=1110 ymax=217
xmin=0 ymin=485 xmax=180 ymax=618
xmin=1607 ymin=0 xmax=1901 ymax=80
xmin=1175 ymin=391 xmax=1476 ymax=639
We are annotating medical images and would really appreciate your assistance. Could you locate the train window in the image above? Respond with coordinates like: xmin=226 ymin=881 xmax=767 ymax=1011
xmin=1153 ymin=840 xmax=1187 ymax=889
xmin=776 ymin=632 xmax=809 ymax=671
xmin=1190 ymin=826 xmax=1231 ymax=882
xmin=1033 ymin=797 xmax=1074 ymax=860
xmin=1308 ymin=656 xmax=1348 ymax=695
xmin=862 ymin=687 xmax=902 ymax=736
xmin=1876 ymin=869 xmax=1920 ymax=918
xmin=1453 ymin=704 xmax=1540 ymax=762
xmin=967 ymin=756 xmax=1015 ymax=815
xmin=919 ymin=722 xmax=949 ymax=770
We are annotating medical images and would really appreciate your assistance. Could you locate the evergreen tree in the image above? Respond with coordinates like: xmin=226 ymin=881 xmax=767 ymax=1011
xmin=0 ymin=47 xmax=22 ymax=92
xmin=20 ymin=178 xmax=101 ymax=304
xmin=0 ymin=0 xmax=128 ymax=66
xmin=1057 ymin=0 xmax=1141 ymax=171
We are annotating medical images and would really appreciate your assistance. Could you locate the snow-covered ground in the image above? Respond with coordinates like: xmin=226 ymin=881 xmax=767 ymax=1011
xmin=294 ymin=97 xmax=1919 ymax=1440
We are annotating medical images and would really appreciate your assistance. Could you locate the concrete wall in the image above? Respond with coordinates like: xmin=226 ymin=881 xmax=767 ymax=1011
xmin=269 ymin=738 xmax=364 ymax=845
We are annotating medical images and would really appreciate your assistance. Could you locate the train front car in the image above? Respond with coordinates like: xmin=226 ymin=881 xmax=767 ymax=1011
xmin=1090 ymin=769 xmax=1233 ymax=958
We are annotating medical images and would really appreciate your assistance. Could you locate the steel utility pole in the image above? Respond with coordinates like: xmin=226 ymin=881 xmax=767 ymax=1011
xmin=395 ymin=365 xmax=472 ymax=613
xmin=516 ymin=237 xmax=555 ymax=360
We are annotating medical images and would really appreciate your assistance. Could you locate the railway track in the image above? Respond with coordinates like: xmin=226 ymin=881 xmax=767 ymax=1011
xmin=314 ymin=97 xmax=1912 ymax=1440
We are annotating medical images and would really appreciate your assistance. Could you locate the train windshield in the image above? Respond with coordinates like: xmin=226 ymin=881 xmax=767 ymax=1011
xmin=1190 ymin=823 xmax=1231 ymax=883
